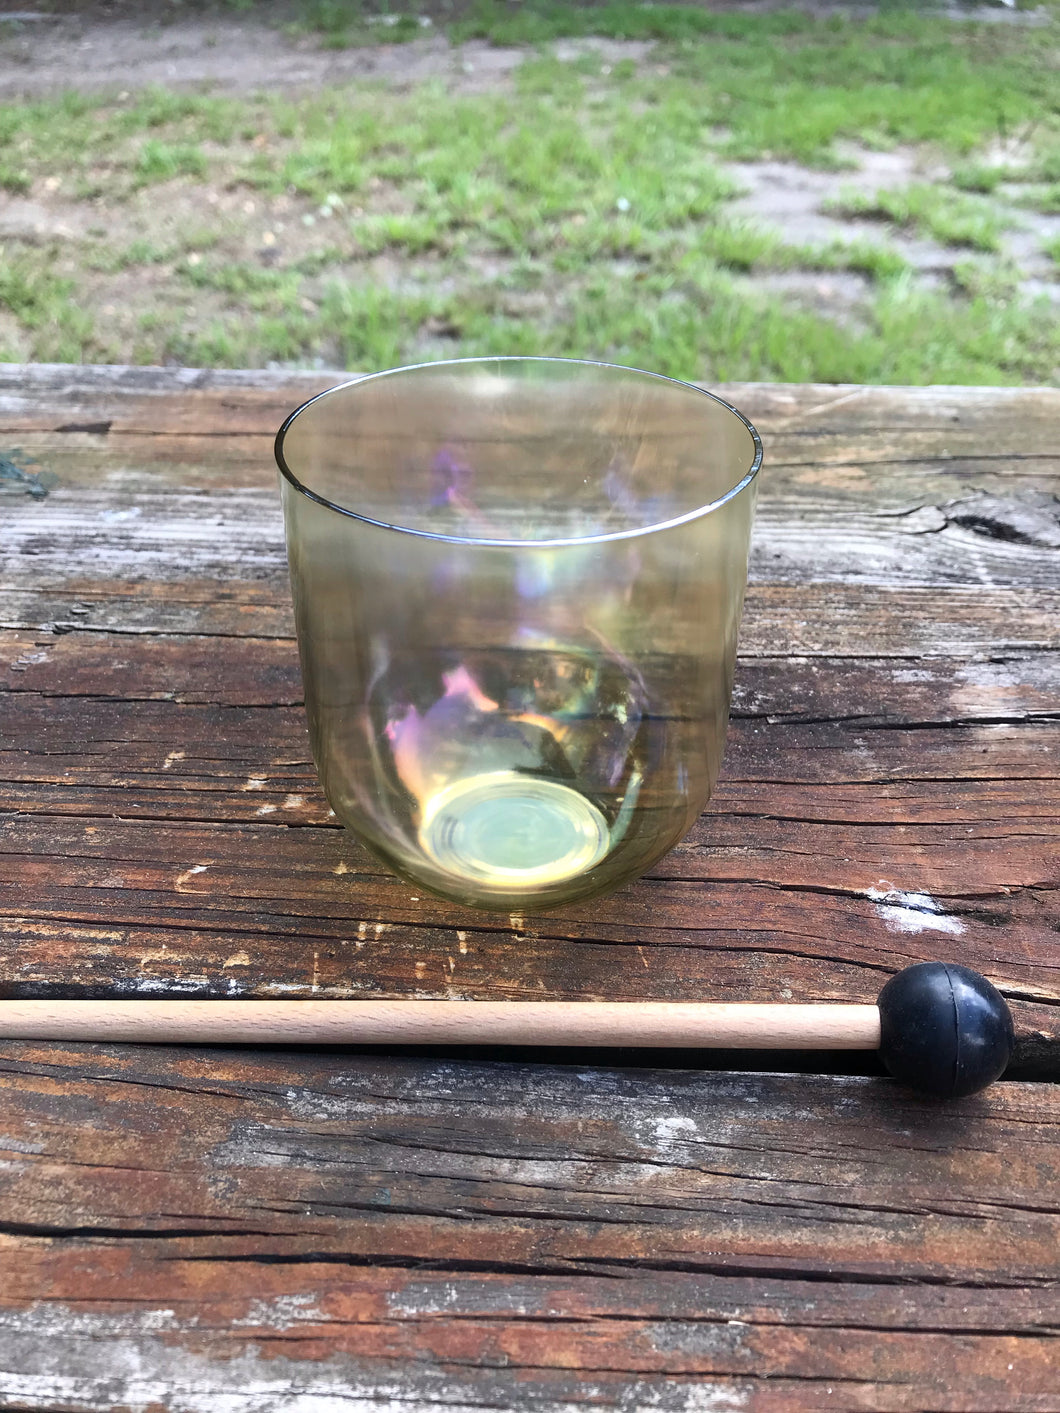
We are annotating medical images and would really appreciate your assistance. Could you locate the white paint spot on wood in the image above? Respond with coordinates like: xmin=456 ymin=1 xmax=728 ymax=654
xmin=0 ymin=1135 xmax=44 ymax=1155
xmin=162 ymin=750 xmax=185 ymax=770
xmin=9 ymin=648 xmax=49 ymax=671
xmin=231 ymin=1293 xmax=327 ymax=1330
xmin=456 ymin=930 xmax=468 ymax=954
xmin=0 ymin=1304 xmax=178 ymax=1338
xmin=374 ymin=922 xmax=388 ymax=935
xmin=212 ymin=1123 xmax=294 ymax=1167
xmin=415 ymin=960 xmax=427 ymax=978
xmin=256 ymin=803 xmax=278 ymax=815
xmin=242 ymin=775 xmax=267 ymax=791
xmin=175 ymin=863 xmax=208 ymax=892
xmin=283 ymin=794 xmax=305 ymax=809
xmin=653 ymin=1114 xmax=699 ymax=1152
xmin=284 ymin=1089 xmax=354 ymax=1123
xmin=867 ymin=884 xmax=966 ymax=935
xmin=0 ymin=1297 xmax=748 ymax=1412
xmin=113 ymin=976 xmax=211 ymax=996
xmin=357 ymin=921 xmax=368 ymax=939
xmin=333 ymin=861 xmax=349 ymax=875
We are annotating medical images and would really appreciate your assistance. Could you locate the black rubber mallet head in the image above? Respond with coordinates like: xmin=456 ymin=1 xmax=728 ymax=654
xmin=877 ymin=961 xmax=1014 ymax=1099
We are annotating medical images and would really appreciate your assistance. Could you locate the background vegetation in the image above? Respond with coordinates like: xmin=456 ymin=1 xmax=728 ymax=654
xmin=1 ymin=0 xmax=1058 ymax=381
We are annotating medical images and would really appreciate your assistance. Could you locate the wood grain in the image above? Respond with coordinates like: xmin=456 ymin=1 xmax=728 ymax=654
xmin=0 ymin=1044 xmax=1055 ymax=1412
xmin=1 ymin=367 xmax=1058 ymax=1408
xmin=0 ymin=998 xmax=883 ymax=1049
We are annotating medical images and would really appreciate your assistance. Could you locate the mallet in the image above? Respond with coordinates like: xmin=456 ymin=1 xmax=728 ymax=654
xmin=0 ymin=962 xmax=1013 ymax=1098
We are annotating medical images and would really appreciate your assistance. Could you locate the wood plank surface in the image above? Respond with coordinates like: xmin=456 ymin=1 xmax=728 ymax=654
xmin=1 ymin=366 xmax=1058 ymax=1409
xmin=0 ymin=1044 xmax=1056 ymax=1413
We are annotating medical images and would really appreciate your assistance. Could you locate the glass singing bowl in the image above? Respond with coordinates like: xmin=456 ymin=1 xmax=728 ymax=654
xmin=276 ymin=357 xmax=762 ymax=912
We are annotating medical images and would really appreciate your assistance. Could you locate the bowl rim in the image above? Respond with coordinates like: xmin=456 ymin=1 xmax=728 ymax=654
xmin=274 ymin=355 xmax=763 ymax=549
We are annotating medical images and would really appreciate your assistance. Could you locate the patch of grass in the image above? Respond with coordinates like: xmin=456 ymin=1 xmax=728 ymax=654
xmin=175 ymin=259 xmax=305 ymax=322
xmin=158 ymin=276 xmax=441 ymax=371
xmin=84 ymin=238 xmax=168 ymax=273
xmin=868 ymin=274 xmax=1060 ymax=384
xmin=681 ymin=13 xmax=1057 ymax=166
xmin=1035 ymin=145 xmax=1060 ymax=183
xmin=291 ymin=4 xmax=1059 ymax=167
xmin=425 ymin=262 xmax=1060 ymax=386
xmin=245 ymin=81 xmax=737 ymax=259
xmin=450 ymin=2 xmax=814 ymax=45
xmin=134 ymin=139 xmax=208 ymax=186
xmin=685 ymin=220 xmax=788 ymax=273
xmin=790 ymin=240 xmax=910 ymax=283
xmin=950 ymin=162 xmax=1009 ymax=194
xmin=294 ymin=1 xmax=427 ymax=48
xmin=826 ymin=183 xmax=1009 ymax=252
xmin=116 ymin=87 xmax=237 ymax=140
xmin=822 ymin=241 xmax=910 ymax=283
xmin=123 ymin=237 xmax=169 ymax=265
xmin=316 ymin=279 xmax=441 ymax=367
xmin=3 ymin=6 xmax=1058 ymax=383
xmin=86 ymin=232 xmax=221 ymax=273
xmin=951 ymin=259 xmax=1022 ymax=301
xmin=0 ymin=164 xmax=31 ymax=195
xmin=0 ymin=248 xmax=94 ymax=362
xmin=0 ymin=86 xmax=242 ymax=201
xmin=353 ymin=211 xmax=451 ymax=256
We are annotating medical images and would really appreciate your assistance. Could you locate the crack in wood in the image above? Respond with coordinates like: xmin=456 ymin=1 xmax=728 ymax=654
xmin=162 ymin=1249 xmax=1057 ymax=1291
xmin=0 ymin=1221 xmax=279 ymax=1241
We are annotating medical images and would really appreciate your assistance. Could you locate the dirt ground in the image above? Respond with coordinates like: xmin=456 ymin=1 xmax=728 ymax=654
xmin=1 ymin=6 xmax=1058 ymax=356
xmin=1 ymin=0 xmax=1050 ymax=102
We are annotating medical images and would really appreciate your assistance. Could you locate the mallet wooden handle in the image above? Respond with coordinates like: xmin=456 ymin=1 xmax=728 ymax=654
xmin=0 ymin=1000 xmax=882 ymax=1049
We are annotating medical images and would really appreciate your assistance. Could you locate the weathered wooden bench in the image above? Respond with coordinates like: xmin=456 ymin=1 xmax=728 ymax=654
xmin=1 ymin=366 xmax=1057 ymax=1410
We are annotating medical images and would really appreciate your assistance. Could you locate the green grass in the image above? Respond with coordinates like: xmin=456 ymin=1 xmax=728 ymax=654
xmin=825 ymin=184 xmax=1010 ymax=252
xmin=0 ymin=249 xmax=94 ymax=362
xmin=0 ymin=4 xmax=1057 ymax=382
xmin=134 ymin=139 xmax=208 ymax=186
xmin=950 ymin=162 xmax=1010 ymax=194
xmin=0 ymin=87 xmax=238 ymax=195
xmin=132 ymin=239 xmax=1057 ymax=386
xmin=280 ymin=5 xmax=1060 ymax=166
xmin=467 ymin=6 xmax=1060 ymax=166
xmin=296 ymin=2 xmax=426 ymax=46
xmin=951 ymin=259 xmax=1022 ymax=301
xmin=0 ymin=164 xmax=31 ymax=195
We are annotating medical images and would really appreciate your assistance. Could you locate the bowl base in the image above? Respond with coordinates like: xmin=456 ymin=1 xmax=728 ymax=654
xmin=419 ymin=771 xmax=610 ymax=892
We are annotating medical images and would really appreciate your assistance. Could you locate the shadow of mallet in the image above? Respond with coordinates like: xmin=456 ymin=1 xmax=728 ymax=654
xmin=0 ymin=963 xmax=1013 ymax=1099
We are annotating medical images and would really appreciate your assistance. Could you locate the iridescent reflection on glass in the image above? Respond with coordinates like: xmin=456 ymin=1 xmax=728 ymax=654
xmin=276 ymin=358 xmax=761 ymax=911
